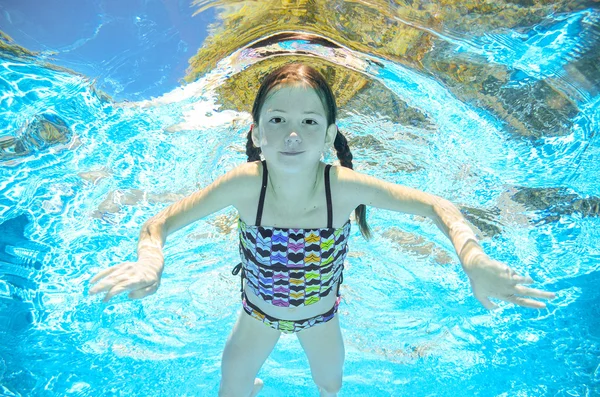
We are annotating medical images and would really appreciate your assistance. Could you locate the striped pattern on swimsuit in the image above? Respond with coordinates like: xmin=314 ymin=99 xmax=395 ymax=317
xmin=238 ymin=218 xmax=351 ymax=307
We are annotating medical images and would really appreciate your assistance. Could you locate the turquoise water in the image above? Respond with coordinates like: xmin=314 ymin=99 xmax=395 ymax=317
xmin=1 ymin=5 xmax=600 ymax=397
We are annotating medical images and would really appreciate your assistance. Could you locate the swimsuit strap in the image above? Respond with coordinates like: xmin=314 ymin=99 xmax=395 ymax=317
xmin=325 ymin=164 xmax=333 ymax=228
xmin=255 ymin=160 xmax=268 ymax=226
xmin=255 ymin=161 xmax=334 ymax=228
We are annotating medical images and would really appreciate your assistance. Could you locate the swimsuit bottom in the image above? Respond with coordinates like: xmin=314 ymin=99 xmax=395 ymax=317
xmin=241 ymin=290 xmax=341 ymax=334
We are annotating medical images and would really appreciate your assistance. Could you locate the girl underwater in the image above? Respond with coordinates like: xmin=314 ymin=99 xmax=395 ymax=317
xmin=89 ymin=63 xmax=557 ymax=397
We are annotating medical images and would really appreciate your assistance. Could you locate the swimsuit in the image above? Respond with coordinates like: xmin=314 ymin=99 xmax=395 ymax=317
xmin=232 ymin=160 xmax=351 ymax=333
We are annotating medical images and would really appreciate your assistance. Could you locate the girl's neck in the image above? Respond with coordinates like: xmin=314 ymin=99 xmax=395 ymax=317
xmin=265 ymin=161 xmax=323 ymax=204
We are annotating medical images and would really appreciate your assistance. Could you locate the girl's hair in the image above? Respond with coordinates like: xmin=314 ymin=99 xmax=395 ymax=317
xmin=245 ymin=63 xmax=372 ymax=240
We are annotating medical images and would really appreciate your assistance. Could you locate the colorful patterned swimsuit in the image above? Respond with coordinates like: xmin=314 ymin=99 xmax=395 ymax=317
xmin=232 ymin=160 xmax=351 ymax=333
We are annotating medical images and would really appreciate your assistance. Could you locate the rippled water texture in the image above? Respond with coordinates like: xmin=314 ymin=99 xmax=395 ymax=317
xmin=1 ymin=1 xmax=599 ymax=396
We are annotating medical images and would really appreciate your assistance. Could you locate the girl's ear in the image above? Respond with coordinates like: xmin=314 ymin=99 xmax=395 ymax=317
xmin=251 ymin=124 xmax=261 ymax=147
xmin=324 ymin=123 xmax=337 ymax=147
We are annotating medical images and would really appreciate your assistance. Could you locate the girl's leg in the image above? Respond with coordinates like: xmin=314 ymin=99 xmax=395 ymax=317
xmin=296 ymin=314 xmax=345 ymax=396
xmin=219 ymin=309 xmax=281 ymax=397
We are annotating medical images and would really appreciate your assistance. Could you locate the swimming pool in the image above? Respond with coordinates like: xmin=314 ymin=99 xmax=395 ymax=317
xmin=1 ymin=1 xmax=599 ymax=396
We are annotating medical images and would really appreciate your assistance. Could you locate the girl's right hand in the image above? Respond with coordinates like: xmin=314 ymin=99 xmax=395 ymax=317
xmin=88 ymin=260 xmax=162 ymax=302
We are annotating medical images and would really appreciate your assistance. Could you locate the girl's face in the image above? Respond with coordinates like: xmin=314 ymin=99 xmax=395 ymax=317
xmin=253 ymin=84 xmax=337 ymax=172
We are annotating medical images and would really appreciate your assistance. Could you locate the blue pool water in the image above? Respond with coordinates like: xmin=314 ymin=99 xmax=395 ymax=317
xmin=1 ymin=2 xmax=599 ymax=396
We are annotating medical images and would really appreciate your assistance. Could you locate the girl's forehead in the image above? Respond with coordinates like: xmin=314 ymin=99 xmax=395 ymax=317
xmin=263 ymin=85 xmax=325 ymax=111
xmin=266 ymin=85 xmax=317 ymax=99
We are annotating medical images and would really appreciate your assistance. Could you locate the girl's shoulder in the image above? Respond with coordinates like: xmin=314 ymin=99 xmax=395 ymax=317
xmin=330 ymin=164 xmax=407 ymax=209
xmin=223 ymin=160 xmax=262 ymax=202
xmin=225 ymin=160 xmax=261 ymax=181
xmin=329 ymin=163 xmax=366 ymax=189
xmin=230 ymin=160 xmax=261 ymax=176
xmin=328 ymin=164 xmax=371 ymax=209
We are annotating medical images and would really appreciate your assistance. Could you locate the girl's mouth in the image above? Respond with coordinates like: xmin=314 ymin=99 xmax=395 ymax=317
xmin=280 ymin=151 xmax=305 ymax=156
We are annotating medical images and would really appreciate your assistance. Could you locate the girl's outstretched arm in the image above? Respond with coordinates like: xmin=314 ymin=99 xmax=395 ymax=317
xmin=339 ymin=167 xmax=556 ymax=310
xmin=428 ymin=198 xmax=556 ymax=309
xmin=88 ymin=163 xmax=254 ymax=302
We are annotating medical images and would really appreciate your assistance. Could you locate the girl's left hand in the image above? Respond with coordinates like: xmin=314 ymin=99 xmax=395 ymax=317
xmin=464 ymin=255 xmax=556 ymax=310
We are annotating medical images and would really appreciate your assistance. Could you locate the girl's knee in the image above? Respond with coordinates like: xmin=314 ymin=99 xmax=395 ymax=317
xmin=219 ymin=377 xmax=263 ymax=397
xmin=315 ymin=376 xmax=343 ymax=394
xmin=218 ymin=379 xmax=252 ymax=397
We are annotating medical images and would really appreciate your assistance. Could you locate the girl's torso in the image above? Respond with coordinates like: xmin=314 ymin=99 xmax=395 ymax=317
xmin=233 ymin=160 xmax=356 ymax=321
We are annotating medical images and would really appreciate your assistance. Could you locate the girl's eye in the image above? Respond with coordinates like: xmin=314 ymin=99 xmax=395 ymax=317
xmin=268 ymin=117 xmax=318 ymax=125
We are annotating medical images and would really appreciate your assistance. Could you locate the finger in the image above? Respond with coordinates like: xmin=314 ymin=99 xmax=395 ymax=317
xmin=514 ymin=285 xmax=557 ymax=300
xmin=102 ymin=282 xmax=132 ymax=302
xmin=101 ymin=276 xmax=159 ymax=302
xmin=89 ymin=272 xmax=130 ymax=295
xmin=116 ymin=276 xmax=159 ymax=294
xmin=473 ymin=291 xmax=499 ymax=310
xmin=512 ymin=274 xmax=535 ymax=284
xmin=89 ymin=266 xmax=121 ymax=285
xmin=507 ymin=295 xmax=547 ymax=309
xmin=470 ymin=281 xmax=498 ymax=310
xmin=89 ymin=281 xmax=114 ymax=295
xmin=128 ymin=282 xmax=159 ymax=300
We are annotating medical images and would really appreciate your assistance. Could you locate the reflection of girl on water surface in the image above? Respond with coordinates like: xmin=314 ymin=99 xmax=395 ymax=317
xmin=89 ymin=64 xmax=556 ymax=397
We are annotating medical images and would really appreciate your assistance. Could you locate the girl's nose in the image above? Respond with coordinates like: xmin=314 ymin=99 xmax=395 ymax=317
xmin=285 ymin=132 xmax=301 ymax=145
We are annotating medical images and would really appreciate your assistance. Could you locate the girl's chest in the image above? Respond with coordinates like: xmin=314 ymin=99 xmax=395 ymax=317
xmin=236 ymin=192 xmax=354 ymax=229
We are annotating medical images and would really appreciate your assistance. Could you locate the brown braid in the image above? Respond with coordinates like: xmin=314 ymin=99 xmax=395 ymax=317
xmin=245 ymin=128 xmax=261 ymax=162
xmin=334 ymin=129 xmax=372 ymax=240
